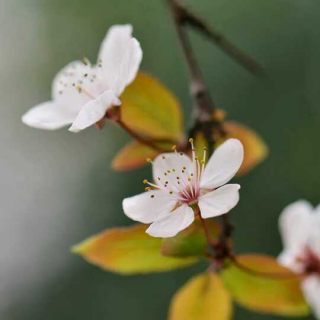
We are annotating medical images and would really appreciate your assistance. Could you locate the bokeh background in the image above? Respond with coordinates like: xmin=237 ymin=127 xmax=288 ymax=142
xmin=1 ymin=0 xmax=320 ymax=319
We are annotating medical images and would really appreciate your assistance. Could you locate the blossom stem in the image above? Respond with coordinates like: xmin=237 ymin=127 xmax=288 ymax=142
xmin=199 ymin=209 xmax=218 ymax=248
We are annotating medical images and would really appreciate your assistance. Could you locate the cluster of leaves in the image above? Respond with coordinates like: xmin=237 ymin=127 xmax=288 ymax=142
xmin=72 ymin=72 xmax=311 ymax=320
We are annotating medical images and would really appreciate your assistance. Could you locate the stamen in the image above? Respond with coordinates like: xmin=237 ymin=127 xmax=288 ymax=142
xmin=76 ymin=85 xmax=95 ymax=99
xmin=82 ymin=57 xmax=89 ymax=66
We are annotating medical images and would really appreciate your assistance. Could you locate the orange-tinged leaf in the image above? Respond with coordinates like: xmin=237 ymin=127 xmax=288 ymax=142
xmin=161 ymin=219 xmax=220 ymax=258
xmin=112 ymin=141 xmax=159 ymax=171
xmin=112 ymin=140 xmax=175 ymax=171
xmin=221 ymin=254 xmax=310 ymax=316
xmin=73 ymin=224 xmax=198 ymax=275
xmin=169 ymin=273 xmax=233 ymax=320
xmin=222 ymin=122 xmax=268 ymax=176
xmin=121 ymin=72 xmax=184 ymax=141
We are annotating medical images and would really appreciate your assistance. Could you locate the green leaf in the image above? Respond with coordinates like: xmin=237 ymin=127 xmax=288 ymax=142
xmin=220 ymin=254 xmax=310 ymax=316
xmin=169 ymin=273 xmax=233 ymax=320
xmin=161 ymin=219 xmax=220 ymax=258
xmin=72 ymin=224 xmax=198 ymax=275
xmin=120 ymin=72 xmax=184 ymax=142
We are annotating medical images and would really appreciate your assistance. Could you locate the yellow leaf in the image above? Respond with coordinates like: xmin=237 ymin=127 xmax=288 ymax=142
xmin=121 ymin=72 xmax=184 ymax=142
xmin=221 ymin=254 xmax=310 ymax=316
xmin=169 ymin=273 xmax=233 ymax=320
xmin=222 ymin=122 xmax=268 ymax=176
xmin=73 ymin=224 xmax=198 ymax=275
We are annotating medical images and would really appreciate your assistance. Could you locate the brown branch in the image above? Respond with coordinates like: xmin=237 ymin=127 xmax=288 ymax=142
xmin=166 ymin=0 xmax=215 ymax=125
xmin=172 ymin=0 xmax=264 ymax=76
xmin=166 ymin=0 xmax=240 ymax=259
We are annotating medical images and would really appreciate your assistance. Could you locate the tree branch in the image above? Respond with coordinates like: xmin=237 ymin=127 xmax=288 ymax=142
xmin=166 ymin=0 xmax=215 ymax=125
xmin=171 ymin=0 xmax=264 ymax=76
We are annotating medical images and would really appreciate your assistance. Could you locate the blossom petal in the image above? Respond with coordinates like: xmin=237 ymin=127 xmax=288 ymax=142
xmin=98 ymin=25 xmax=142 ymax=96
xmin=146 ymin=204 xmax=194 ymax=238
xmin=69 ymin=90 xmax=119 ymax=132
xmin=22 ymin=101 xmax=76 ymax=130
xmin=123 ymin=190 xmax=176 ymax=224
xmin=198 ymin=184 xmax=240 ymax=219
xmin=302 ymin=276 xmax=320 ymax=319
xmin=278 ymin=200 xmax=312 ymax=250
xmin=200 ymin=139 xmax=244 ymax=189
xmin=278 ymin=200 xmax=313 ymax=272
xmin=309 ymin=204 xmax=320 ymax=257
xmin=152 ymin=153 xmax=193 ymax=192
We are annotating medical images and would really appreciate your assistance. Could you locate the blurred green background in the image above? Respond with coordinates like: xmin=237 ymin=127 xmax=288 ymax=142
xmin=1 ymin=0 xmax=320 ymax=319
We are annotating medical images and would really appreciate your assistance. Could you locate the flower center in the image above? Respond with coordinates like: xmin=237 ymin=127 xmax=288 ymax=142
xmin=143 ymin=139 xmax=207 ymax=205
xmin=296 ymin=247 xmax=320 ymax=276
xmin=57 ymin=58 xmax=104 ymax=102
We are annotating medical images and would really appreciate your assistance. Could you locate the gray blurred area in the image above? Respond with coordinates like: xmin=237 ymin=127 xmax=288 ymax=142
xmin=1 ymin=0 xmax=320 ymax=319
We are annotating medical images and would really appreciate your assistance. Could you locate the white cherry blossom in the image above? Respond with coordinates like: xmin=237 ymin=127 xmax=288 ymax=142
xmin=123 ymin=138 xmax=244 ymax=238
xmin=278 ymin=200 xmax=320 ymax=319
xmin=22 ymin=24 xmax=142 ymax=132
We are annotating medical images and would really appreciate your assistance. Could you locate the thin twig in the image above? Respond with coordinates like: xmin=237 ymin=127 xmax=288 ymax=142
xmin=167 ymin=0 xmax=215 ymax=124
xmin=174 ymin=1 xmax=265 ymax=76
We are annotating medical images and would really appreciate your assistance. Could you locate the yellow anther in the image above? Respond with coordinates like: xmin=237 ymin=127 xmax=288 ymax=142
xmin=143 ymin=179 xmax=148 ymax=184
xmin=188 ymin=177 xmax=191 ymax=181
xmin=189 ymin=138 xmax=194 ymax=143
xmin=172 ymin=145 xmax=177 ymax=150
xmin=183 ymin=167 xmax=186 ymax=170
xmin=146 ymin=158 xmax=152 ymax=163
xmin=195 ymin=156 xmax=199 ymax=161
xmin=167 ymin=170 xmax=171 ymax=173
xmin=201 ymin=160 xmax=205 ymax=165
xmin=82 ymin=57 xmax=89 ymax=65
